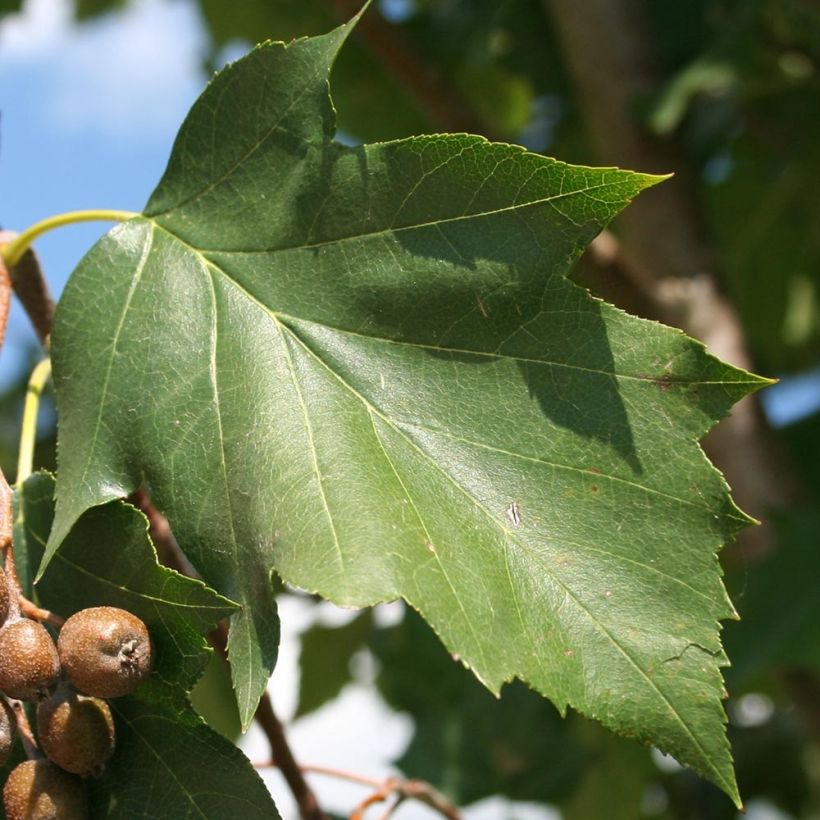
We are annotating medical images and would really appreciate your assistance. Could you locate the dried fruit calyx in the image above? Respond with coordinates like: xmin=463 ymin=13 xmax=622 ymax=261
xmin=58 ymin=607 xmax=152 ymax=698
xmin=3 ymin=758 xmax=88 ymax=820
xmin=37 ymin=684 xmax=115 ymax=778
xmin=0 ymin=619 xmax=60 ymax=701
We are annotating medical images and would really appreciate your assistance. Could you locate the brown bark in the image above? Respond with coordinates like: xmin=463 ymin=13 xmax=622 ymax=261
xmin=545 ymin=0 xmax=798 ymax=558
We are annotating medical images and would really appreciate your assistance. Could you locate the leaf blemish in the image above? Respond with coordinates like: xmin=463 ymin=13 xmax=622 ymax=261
xmin=505 ymin=501 xmax=521 ymax=527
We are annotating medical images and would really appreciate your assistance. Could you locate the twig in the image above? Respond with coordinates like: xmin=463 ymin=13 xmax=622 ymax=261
xmin=349 ymin=776 xmax=460 ymax=820
xmin=255 ymin=693 xmax=328 ymax=820
xmin=255 ymin=761 xmax=461 ymax=820
xmin=379 ymin=795 xmax=406 ymax=820
xmin=0 ymin=469 xmax=12 ymax=558
xmin=0 ymin=469 xmax=21 ymax=622
xmin=2 ymin=480 xmax=63 ymax=624
xmin=127 ymin=488 xmax=199 ymax=578
xmin=297 ymin=764 xmax=380 ymax=789
xmin=8 ymin=698 xmax=38 ymax=759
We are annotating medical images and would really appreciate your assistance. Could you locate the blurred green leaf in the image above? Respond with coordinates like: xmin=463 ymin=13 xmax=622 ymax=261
xmin=0 ymin=0 xmax=22 ymax=16
xmin=726 ymin=511 xmax=820 ymax=688
xmin=296 ymin=610 xmax=371 ymax=718
xmin=197 ymin=0 xmax=429 ymax=141
xmin=73 ymin=0 xmax=126 ymax=21
xmin=560 ymin=725 xmax=656 ymax=820
xmin=372 ymin=608 xmax=587 ymax=805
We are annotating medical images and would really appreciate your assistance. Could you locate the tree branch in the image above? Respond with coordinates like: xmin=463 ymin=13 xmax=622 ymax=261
xmin=348 ymin=775 xmax=461 ymax=820
xmin=328 ymin=0 xmax=488 ymax=136
xmin=255 ymin=695 xmax=328 ymax=820
xmin=255 ymin=762 xmax=461 ymax=820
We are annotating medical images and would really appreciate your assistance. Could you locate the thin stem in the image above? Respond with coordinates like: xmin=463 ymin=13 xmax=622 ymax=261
xmin=0 ymin=210 xmax=138 ymax=268
xmin=301 ymin=764 xmax=382 ymax=789
xmin=128 ymin=488 xmax=200 ymax=578
xmin=0 ymin=469 xmax=11 ymax=557
xmin=254 ymin=761 xmax=381 ymax=789
xmin=9 ymin=699 xmax=38 ymax=759
xmin=3 ymin=546 xmax=21 ymax=621
xmin=15 ymin=358 xmax=52 ymax=486
xmin=256 ymin=762 xmax=461 ymax=820
xmin=18 ymin=597 xmax=64 ymax=628
xmin=0 ymin=468 xmax=19 ymax=621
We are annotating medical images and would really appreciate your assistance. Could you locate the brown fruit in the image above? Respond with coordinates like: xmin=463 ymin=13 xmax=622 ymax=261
xmin=0 ymin=619 xmax=60 ymax=701
xmin=3 ymin=759 xmax=88 ymax=820
xmin=37 ymin=684 xmax=115 ymax=777
xmin=0 ymin=698 xmax=16 ymax=766
xmin=58 ymin=607 xmax=152 ymax=698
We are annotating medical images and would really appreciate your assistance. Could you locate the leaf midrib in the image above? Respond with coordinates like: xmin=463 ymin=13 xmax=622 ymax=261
xmin=187 ymin=175 xmax=630 ymax=256
xmin=140 ymin=220 xmax=759 ymax=391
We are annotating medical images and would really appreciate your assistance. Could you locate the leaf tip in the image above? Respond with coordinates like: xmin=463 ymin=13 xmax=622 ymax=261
xmin=636 ymin=170 xmax=674 ymax=192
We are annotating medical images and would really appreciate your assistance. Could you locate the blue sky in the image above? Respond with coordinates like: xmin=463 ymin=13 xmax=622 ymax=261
xmin=0 ymin=0 xmax=210 ymax=387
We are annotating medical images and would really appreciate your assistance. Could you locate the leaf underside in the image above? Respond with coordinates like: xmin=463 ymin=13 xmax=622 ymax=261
xmin=47 ymin=11 xmax=767 ymax=801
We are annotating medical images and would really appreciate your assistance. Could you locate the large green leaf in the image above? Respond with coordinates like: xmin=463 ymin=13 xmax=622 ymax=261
xmin=18 ymin=472 xmax=278 ymax=818
xmin=47 ymin=11 xmax=767 ymax=799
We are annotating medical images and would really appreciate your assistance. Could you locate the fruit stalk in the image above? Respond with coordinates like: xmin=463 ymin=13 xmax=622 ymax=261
xmin=0 ymin=210 xmax=137 ymax=269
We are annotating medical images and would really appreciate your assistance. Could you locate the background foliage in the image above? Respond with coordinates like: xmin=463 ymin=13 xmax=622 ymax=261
xmin=2 ymin=0 xmax=819 ymax=818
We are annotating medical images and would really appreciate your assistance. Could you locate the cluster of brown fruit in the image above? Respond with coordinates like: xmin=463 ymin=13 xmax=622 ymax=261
xmin=0 ymin=574 xmax=153 ymax=820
